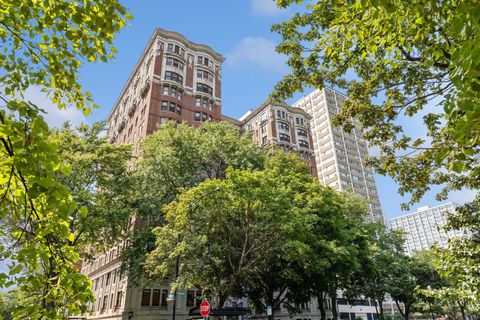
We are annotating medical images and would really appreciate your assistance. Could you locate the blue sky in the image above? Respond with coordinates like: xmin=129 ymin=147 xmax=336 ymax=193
xmin=33 ymin=0 xmax=475 ymax=220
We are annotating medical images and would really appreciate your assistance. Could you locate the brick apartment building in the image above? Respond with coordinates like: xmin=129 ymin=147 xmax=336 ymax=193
xmin=80 ymin=28 xmax=389 ymax=320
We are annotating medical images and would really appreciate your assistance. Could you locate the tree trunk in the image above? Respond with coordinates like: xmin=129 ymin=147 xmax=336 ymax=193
xmin=395 ymin=300 xmax=407 ymax=320
xmin=374 ymin=299 xmax=380 ymax=320
xmin=378 ymin=299 xmax=384 ymax=320
xmin=269 ymin=291 xmax=274 ymax=320
xmin=318 ymin=292 xmax=327 ymax=320
xmin=329 ymin=288 xmax=338 ymax=320
xmin=428 ymin=300 xmax=435 ymax=320
xmin=457 ymin=300 xmax=466 ymax=320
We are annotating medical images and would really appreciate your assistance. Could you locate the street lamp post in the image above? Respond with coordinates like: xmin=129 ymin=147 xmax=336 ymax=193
xmin=171 ymin=254 xmax=180 ymax=320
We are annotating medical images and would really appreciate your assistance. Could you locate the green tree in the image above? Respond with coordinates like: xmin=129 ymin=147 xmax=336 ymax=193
xmin=388 ymin=253 xmax=445 ymax=320
xmin=272 ymin=0 xmax=480 ymax=303
xmin=50 ymin=122 xmax=133 ymax=257
xmin=0 ymin=291 xmax=14 ymax=320
xmin=0 ymin=1 xmax=131 ymax=318
xmin=1 ymin=0 xmax=131 ymax=112
xmin=124 ymin=121 xmax=266 ymax=283
xmin=144 ymin=152 xmax=316 ymax=308
xmin=304 ymin=191 xmax=372 ymax=320
xmin=345 ymin=225 xmax=405 ymax=320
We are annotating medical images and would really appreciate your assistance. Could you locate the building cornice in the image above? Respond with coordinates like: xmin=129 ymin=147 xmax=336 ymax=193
xmin=108 ymin=28 xmax=224 ymax=123
xmin=240 ymin=100 xmax=312 ymax=125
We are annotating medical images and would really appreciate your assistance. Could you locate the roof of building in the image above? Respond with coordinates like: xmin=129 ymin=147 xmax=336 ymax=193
xmin=239 ymin=99 xmax=311 ymax=124
xmin=108 ymin=28 xmax=224 ymax=122
xmin=389 ymin=202 xmax=457 ymax=222
xmin=221 ymin=114 xmax=242 ymax=127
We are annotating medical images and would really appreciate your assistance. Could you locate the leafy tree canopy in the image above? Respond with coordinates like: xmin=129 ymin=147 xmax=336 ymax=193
xmin=1 ymin=0 xmax=131 ymax=112
xmin=272 ymin=0 xmax=479 ymax=207
xmin=144 ymin=152 xmax=318 ymax=307
xmin=0 ymin=1 xmax=131 ymax=317
xmin=123 ymin=121 xmax=267 ymax=283
xmin=272 ymin=0 xmax=480 ymax=303
xmin=50 ymin=121 xmax=133 ymax=257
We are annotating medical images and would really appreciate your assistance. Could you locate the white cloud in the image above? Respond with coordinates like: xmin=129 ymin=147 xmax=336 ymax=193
xmin=250 ymin=0 xmax=289 ymax=16
xmin=448 ymin=189 xmax=478 ymax=205
xmin=22 ymin=86 xmax=86 ymax=128
xmin=226 ymin=37 xmax=287 ymax=73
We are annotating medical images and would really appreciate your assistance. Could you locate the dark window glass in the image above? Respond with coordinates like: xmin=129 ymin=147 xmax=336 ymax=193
xmin=161 ymin=101 xmax=168 ymax=111
xmin=299 ymin=140 xmax=309 ymax=148
xmin=152 ymin=289 xmax=161 ymax=306
xmin=187 ymin=290 xmax=195 ymax=306
xmin=196 ymin=291 xmax=202 ymax=306
xmin=176 ymin=106 xmax=181 ymax=115
xmin=161 ymin=289 xmax=169 ymax=306
xmin=297 ymin=129 xmax=308 ymax=137
xmin=115 ymin=291 xmax=123 ymax=309
xmin=278 ymin=121 xmax=289 ymax=130
xmin=141 ymin=289 xmax=151 ymax=306
xmin=279 ymin=133 xmax=290 ymax=142
xmin=277 ymin=110 xmax=281 ymax=117
xmin=196 ymin=83 xmax=213 ymax=95
xmin=165 ymin=71 xmax=183 ymax=84
xmin=102 ymin=295 xmax=108 ymax=309
xmin=194 ymin=112 xmax=201 ymax=121
xmin=169 ymin=102 xmax=175 ymax=112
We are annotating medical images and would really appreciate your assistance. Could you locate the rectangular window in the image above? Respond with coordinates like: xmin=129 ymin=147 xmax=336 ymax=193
xmin=202 ymin=113 xmax=208 ymax=121
xmin=277 ymin=110 xmax=281 ymax=117
xmin=165 ymin=71 xmax=183 ymax=84
xmin=196 ymin=97 xmax=201 ymax=106
xmin=161 ymin=289 xmax=169 ymax=306
xmin=102 ymin=295 xmax=108 ymax=310
xmin=297 ymin=129 xmax=307 ymax=137
xmin=194 ymin=112 xmax=201 ymax=121
xmin=171 ymin=87 xmax=177 ymax=97
xmin=141 ymin=289 xmax=151 ymax=306
xmin=279 ymin=133 xmax=290 ymax=142
xmin=169 ymin=102 xmax=175 ymax=112
xmin=161 ymin=101 xmax=168 ymax=111
xmin=176 ymin=106 xmax=181 ymax=115
xmin=197 ymin=69 xmax=213 ymax=81
xmin=163 ymin=86 xmax=169 ymax=95
xmin=299 ymin=140 xmax=309 ymax=148
xmin=152 ymin=289 xmax=161 ymax=307
xmin=278 ymin=121 xmax=289 ymax=130
xmin=115 ymin=291 xmax=123 ymax=309
xmin=187 ymin=290 xmax=195 ymax=307
xmin=262 ymin=136 xmax=268 ymax=145
xmin=196 ymin=83 xmax=213 ymax=95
